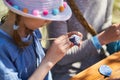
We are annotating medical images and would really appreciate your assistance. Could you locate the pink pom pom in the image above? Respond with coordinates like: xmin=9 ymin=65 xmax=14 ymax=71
xmin=32 ymin=9 xmax=40 ymax=16
xmin=63 ymin=2 xmax=67 ymax=8
xmin=43 ymin=10 xmax=49 ymax=16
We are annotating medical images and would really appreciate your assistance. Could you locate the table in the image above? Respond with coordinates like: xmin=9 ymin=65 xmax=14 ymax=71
xmin=70 ymin=52 xmax=120 ymax=80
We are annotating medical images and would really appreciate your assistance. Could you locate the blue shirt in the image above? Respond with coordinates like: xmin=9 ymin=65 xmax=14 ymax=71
xmin=0 ymin=29 xmax=52 ymax=80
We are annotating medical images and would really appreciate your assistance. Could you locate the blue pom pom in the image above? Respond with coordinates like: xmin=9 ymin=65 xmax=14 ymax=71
xmin=13 ymin=5 xmax=19 ymax=10
xmin=52 ymin=9 xmax=59 ymax=15
xmin=99 ymin=65 xmax=112 ymax=77
xmin=69 ymin=34 xmax=81 ymax=46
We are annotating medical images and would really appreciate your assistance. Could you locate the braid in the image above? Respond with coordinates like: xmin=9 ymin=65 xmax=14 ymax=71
xmin=12 ymin=15 xmax=32 ymax=48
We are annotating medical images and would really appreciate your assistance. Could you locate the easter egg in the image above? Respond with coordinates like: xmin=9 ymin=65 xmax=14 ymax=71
xmin=99 ymin=65 xmax=112 ymax=77
xmin=69 ymin=34 xmax=81 ymax=46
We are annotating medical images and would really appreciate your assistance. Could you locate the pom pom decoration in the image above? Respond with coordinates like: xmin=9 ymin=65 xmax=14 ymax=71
xmin=13 ymin=5 xmax=19 ymax=10
xmin=43 ymin=10 xmax=49 ymax=16
xmin=69 ymin=34 xmax=81 ymax=46
xmin=32 ymin=9 xmax=40 ymax=16
xmin=59 ymin=6 xmax=65 ymax=12
xmin=22 ymin=8 xmax=28 ymax=13
xmin=4 ymin=0 xmax=70 ymax=21
xmin=63 ymin=2 xmax=67 ymax=8
xmin=52 ymin=9 xmax=59 ymax=15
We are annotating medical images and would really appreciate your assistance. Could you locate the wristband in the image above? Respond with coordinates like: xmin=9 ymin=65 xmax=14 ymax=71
xmin=91 ymin=36 xmax=102 ymax=49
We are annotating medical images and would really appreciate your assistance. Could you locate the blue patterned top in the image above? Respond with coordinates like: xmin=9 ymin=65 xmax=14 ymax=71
xmin=0 ymin=29 xmax=52 ymax=80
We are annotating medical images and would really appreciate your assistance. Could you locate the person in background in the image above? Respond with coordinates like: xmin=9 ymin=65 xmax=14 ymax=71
xmin=47 ymin=0 xmax=115 ymax=80
xmin=107 ymin=40 xmax=120 ymax=54
xmin=106 ymin=1 xmax=120 ymax=54
xmin=0 ymin=0 xmax=83 ymax=80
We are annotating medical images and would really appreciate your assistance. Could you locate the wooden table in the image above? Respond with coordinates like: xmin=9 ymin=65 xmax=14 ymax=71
xmin=70 ymin=52 xmax=120 ymax=80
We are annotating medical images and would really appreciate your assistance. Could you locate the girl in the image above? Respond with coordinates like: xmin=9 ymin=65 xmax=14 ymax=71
xmin=0 ymin=0 xmax=83 ymax=80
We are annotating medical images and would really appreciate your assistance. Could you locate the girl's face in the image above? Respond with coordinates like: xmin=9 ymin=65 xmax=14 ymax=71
xmin=21 ymin=16 xmax=51 ymax=30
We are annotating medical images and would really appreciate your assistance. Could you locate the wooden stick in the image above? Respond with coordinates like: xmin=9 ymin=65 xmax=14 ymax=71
xmin=39 ymin=38 xmax=56 ymax=40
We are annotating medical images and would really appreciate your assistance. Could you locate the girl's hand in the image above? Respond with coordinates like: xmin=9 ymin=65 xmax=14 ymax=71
xmin=30 ymin=31 xmax=83 ymax=80
xmin=46 ymin=31 xmax=83 ymax=65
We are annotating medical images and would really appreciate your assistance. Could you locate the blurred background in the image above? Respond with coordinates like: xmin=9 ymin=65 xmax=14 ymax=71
xmin=112 ymin=0 xmax=120 ymax=23
xmin=0 ymin=0 xmax=8 ymax=19
xmin=0 ymin=0 xmax=120 ymax=47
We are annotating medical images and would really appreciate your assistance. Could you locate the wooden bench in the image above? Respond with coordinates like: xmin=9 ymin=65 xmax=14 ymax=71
xmin=70 ymin=52 xmax=120 ymax=80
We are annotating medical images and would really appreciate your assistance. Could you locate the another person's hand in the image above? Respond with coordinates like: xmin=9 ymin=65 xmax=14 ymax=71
xmin=98 ymin=24 xmax=120 ymax=45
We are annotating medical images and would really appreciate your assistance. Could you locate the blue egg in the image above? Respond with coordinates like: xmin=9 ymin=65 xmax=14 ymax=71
xmin=52 ymin=9 xmax=59 ymax=15
xmin=69 ymin=34 xmax=81 ymax=46
xmin=99 ymin=65 xmax=112 ymax=77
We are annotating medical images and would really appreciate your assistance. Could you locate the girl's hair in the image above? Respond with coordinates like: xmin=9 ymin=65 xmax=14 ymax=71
xmin=13 ymin=14 xmax=33 ymax=48
xmin=1 ymin=12 xmax=33 ymax=48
